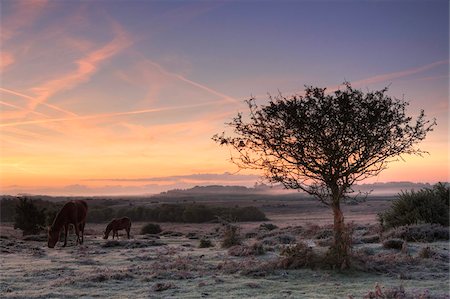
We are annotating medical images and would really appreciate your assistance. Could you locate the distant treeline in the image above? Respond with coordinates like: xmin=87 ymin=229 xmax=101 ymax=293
xmin=0 ymin=196 xmax=267 ymax=224
xmin=89 ymin=204 xmax=267 ymax=223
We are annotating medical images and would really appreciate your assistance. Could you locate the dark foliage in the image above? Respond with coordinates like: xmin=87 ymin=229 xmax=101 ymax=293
xmin=87 ymin=204 xmax=267 ymax=223
xmin=382 ymin=238 xmax=404 ymax=250
xmin=379 ymin=183 xmax=449 ymax=229
xmin=199 ymin=238 xmax=213 ymax=248
xmin=141 ymin=223 xmax=162 ymax=235
xmin=2 ymin=197 xmax=267 ymax=224
xmin=13 ymin=198 xmax=47 ymax=236
xmin=259 ymin=223 xmax=278 ymax=231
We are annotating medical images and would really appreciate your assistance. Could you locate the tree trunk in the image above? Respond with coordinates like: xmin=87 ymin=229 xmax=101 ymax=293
xmin=331 ymin=197 xmax=351 ymax=269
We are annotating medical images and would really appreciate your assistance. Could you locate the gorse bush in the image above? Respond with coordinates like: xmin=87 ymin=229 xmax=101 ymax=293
xmin=14 ymin=198 xmax=47 ymax=236
xmin=278 ymin=242 xmax=316 ymax=269
xmin=378 ymin=183 xmax=449 ymax=229
xmin=141 ymin=223 xmax=162 ymax=234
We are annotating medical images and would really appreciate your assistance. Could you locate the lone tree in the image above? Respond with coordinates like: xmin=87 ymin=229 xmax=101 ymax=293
xmin=213 ymin=83 xmax=435 ymax=268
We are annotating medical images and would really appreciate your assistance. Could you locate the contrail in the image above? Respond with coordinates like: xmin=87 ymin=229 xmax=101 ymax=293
xmin=0 ymin=100 xmax=48 ymax=117
xmin=0 ymin=99 xmax=231 ymax=127
xmin=0 ymin=87 xmax=79 ymax=116
xmin=143 ymin=58 xmax=240 ymax=104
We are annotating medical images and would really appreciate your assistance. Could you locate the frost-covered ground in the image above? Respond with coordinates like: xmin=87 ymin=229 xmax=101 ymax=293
xmin=1 ymin=223 xmax=449 ymax=299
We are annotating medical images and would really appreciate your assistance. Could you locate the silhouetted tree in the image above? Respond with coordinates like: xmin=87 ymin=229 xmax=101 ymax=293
xmin=14 ymin=197 xmax=47 ymax=235
xmin=213 ymin=83 xmax=435 ymax=268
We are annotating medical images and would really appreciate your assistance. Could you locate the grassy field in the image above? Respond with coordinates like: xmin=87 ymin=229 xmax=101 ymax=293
xmin=1 ymin=195 xmax=448 ymax=298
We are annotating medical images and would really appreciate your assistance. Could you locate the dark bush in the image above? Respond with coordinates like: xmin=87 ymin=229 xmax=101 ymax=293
xmin=259 ymin=223 xmax=278 ymax=231
xmin=199 ymin=238 xmax=213 ymax=248
xmin=379 ymin=183 xmax=449 ymax=229
xmin=382 ymin=239 xmax=404 ymax=250
xmin=141 ymin=223 xmax=162 ymax=235
xmin=182 ymin=205 xmax=215 ymax=223
xmin=383 ymin=223 xmax=449 ymax=242
xmin=360 ymin=235 xmax=380 ymax=244
xmin=14 ymin=198 xmax=47 ymax=236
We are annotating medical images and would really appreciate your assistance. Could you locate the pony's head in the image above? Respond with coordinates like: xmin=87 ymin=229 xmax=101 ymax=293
xmin=47 ymin=226 xmax=59 ymax=248
xmin=103 ymin=230 xmax=109 ymax=240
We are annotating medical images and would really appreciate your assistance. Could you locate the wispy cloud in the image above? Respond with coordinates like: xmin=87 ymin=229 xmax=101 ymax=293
xmin=0 ymin=98 xmax=231 ymax=127
xmin=0 ymin=52 xmax=15 ymax=71
xmin=322 ymin=60 xmax=450 ymax=94
xmin=1 ymin=0 xmax=49 ymax=42
xmin=27 ymin=20 xmax=132 ymax=112
xmin=0 ymin=87 xmax=78 ymax=117
xmin=350 ymin=60 xmax=449 ymax=87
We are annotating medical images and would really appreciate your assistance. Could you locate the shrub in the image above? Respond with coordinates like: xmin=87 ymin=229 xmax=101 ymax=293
xmin=262 ymin=233 xmax=296 ymax=246
xmin=379 ymin=183 xmax=449 ymax=229
xmin=259 ymin=223 xmax=278 ymax=231
xmin=418 ymin=246 xmax=433 ymax=259
xmin=360 ymin=235 xmax=380 ymax=244
xmin=141 ymin=223 xmax=162 ymax=235
xmin=361 ymin=283 xmax=441 ymax=299
xmin=383 ymin=223 xmax=449 ymax=242
xmin=221 ymin=225 xmax=241 ymax=248
xmin=382 ymin=239 xmax=404 ymax=250
xmin=14 ymin=198 xmax=47 ymax=236
xmin=228 ymin=242 xmax=265 ymax=256
xmin=278 ymin=242 xmax=316 ymax=269
xmin=199 ymin=238 xmax=213 ymax=248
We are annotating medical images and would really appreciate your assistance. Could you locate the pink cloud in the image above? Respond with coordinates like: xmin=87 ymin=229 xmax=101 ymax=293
xmin=1 ymin=0 xmax=49 ymax=42
xmin=0 ymin=52 xmax=15 ymax=70
xmin=27 ymin=20 xmax=132 ymax=112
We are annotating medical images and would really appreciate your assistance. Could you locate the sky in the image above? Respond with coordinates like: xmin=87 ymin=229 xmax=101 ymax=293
xmin=0 ymin=0 xmax=448 ymax=196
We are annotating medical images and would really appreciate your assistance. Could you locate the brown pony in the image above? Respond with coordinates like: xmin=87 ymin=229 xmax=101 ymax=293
xmin=103 ymin=217 xmax=131 ymax=240
xmin=48 ymin=200 xmax=88 ymax=248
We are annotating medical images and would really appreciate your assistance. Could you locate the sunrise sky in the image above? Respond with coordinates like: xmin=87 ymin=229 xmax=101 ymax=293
xmin=0 ymin=0 xmax=448 ymax=195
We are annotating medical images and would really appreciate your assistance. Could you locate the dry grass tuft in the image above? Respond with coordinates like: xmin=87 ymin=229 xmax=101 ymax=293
xmin=228 ymin=242 xmax=265 ymax=256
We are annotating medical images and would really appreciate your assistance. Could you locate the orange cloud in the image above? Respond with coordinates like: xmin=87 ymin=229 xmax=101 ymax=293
xmin=0 ymin=52 xmax=15 ymax=70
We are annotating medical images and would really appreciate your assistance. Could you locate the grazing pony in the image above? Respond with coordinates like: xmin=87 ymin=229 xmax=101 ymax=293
xmin=103 ymin=217 xmax=131 ymax=240
xmin=48 ymin=200 xmax=88 ymax=248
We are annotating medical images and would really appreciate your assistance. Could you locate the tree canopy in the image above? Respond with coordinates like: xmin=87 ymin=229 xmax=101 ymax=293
xmin=214 ymin=83 xmax=435 ymax=205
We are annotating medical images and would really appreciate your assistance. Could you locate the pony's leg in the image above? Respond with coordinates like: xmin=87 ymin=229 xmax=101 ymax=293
xmin=127 ymin=228 xmax=130 ymax=239
xmin=74 ymin=222 xmax=81 ymax=245
xmin=63 ymin=224 xmax=68 ymax=247
xmin=112 ymin=230 xmax=115 ymax=240
xmin=79 ymin=222 xmax=85 ymax=244
xmin=78 ymin=223 xmax=82 ymax=244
